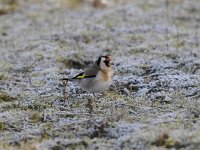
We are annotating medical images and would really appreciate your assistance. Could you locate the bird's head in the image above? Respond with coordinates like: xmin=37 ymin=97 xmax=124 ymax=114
xmin=97 ymin=56 xmax=113 ymax=69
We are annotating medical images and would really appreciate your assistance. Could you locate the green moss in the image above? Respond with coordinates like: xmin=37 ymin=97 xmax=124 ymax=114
xmin=27 ymin=103 xmax=43 ymax=111
xmin=129 ymin=85 xmax=139 ymax=91
xmin=165 ymin=138 xmax=180 ymax=148
xmin=65 ymin=0 xmax=82 ymax=8
xmin=129 ymin=46 xmax=148 ymax=55
xmin=0 ymin=74 xmax=8 ymax=80
xmin=166 ymin=53 xmax=178 ymax=59
xmin=137 ymin=64 xmax=151 ymax=70
xmin=0 ymin=91 xmax=16 ymax=103
xmin=40 ymin=132 xmax=50 ymax=140
xmin=0 ymin=102 xmax=19 ymax=112
xmin=0 ymin=122 xmax=5 ymax=132
xmin=0 ymin=0 xmax=19 ymax=15
xmin=56 ymin=39 xmax=69 ymax=48
xmin=175 ymin=41 xmax=186 ymax=48
xmin=29 ymin=112 xmax=42 ymax=123
xmin=0 ymin=61 xmax=13 ymax=72
xmin=64 ymin=114 xmax=76 ymax=118
xmin=44 ymin=123 xmax=52 ymax=131
xmin=152 ymin=133 xmax=181 ymax=148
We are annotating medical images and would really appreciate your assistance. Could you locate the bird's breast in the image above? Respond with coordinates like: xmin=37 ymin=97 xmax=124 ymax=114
xmin=78 ymin=68 xmax=114 ymax=93
xmin=99 ymin=68 xmax=114 ymax=82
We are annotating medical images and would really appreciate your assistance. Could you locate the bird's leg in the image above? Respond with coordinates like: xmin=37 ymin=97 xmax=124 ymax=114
xmin=62 ymin=79 xmax=69 ymax=106
xmin=85 ymin=93 xmax=97 ymax=113
xmin=101 ymin=91 xmax=106 ymax=97
xmin=86 ymin=96 xmax=93 ymax=114
xmin=92 ymin=93 xmax=97 ymax=108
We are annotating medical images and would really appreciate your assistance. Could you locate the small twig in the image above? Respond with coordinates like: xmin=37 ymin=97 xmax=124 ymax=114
xmin=176 ymin=24 xmax=179 ymax=51
xmin=191 ymin=66 xmax=200 ymax=74
xmin=165 ymin=0 xmax=169 ymax=51
xmin=61 ymin=79 xmax=69 ymax=105
xmin=176 ymin=58 xmax=199 ymax=68
xmin=195 ymin=23 xmax=199 ymax=48
xmin=187 ymin=93 xmax=200 ymax=99
xmin=5 ymin=123 xmax=22 ymax=132
xmin=186 ymin=90 xmax=200 ymax=98
xmin=42 ymin=110 xmax=47 ymax=122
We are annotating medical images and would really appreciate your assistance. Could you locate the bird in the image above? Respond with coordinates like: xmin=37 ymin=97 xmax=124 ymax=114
xmin=62 ymin=56 xmax=114 ymax=93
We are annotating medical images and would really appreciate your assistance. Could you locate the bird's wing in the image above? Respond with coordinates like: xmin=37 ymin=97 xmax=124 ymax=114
xmin=71 ymin=72 xmax=85 ymax=79
xmin=71 ymin=64 xmax=99 ymax=79
xmin=84 ymin=63 xmax=100 ymax=77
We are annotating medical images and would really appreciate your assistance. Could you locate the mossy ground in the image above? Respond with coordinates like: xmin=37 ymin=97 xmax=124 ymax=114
xmin=0 ymin=0 xmax=200 ymax=149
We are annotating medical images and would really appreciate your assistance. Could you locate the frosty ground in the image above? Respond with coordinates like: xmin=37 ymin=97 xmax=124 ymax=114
xmin=0 ymin=0 xmax=200 ymax=149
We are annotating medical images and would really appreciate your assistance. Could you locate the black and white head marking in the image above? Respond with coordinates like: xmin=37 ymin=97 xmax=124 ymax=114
xmin=97 ymin=56 xmax=111 ymax=68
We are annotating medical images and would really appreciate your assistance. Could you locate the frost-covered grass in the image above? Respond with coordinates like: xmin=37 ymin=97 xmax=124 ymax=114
xmin=0 ymin=0 xmax=200 ymax=149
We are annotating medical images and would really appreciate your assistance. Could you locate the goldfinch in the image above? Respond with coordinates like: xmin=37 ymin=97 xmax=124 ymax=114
xmin=64 ymin=56 xmax=114 ymax=93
